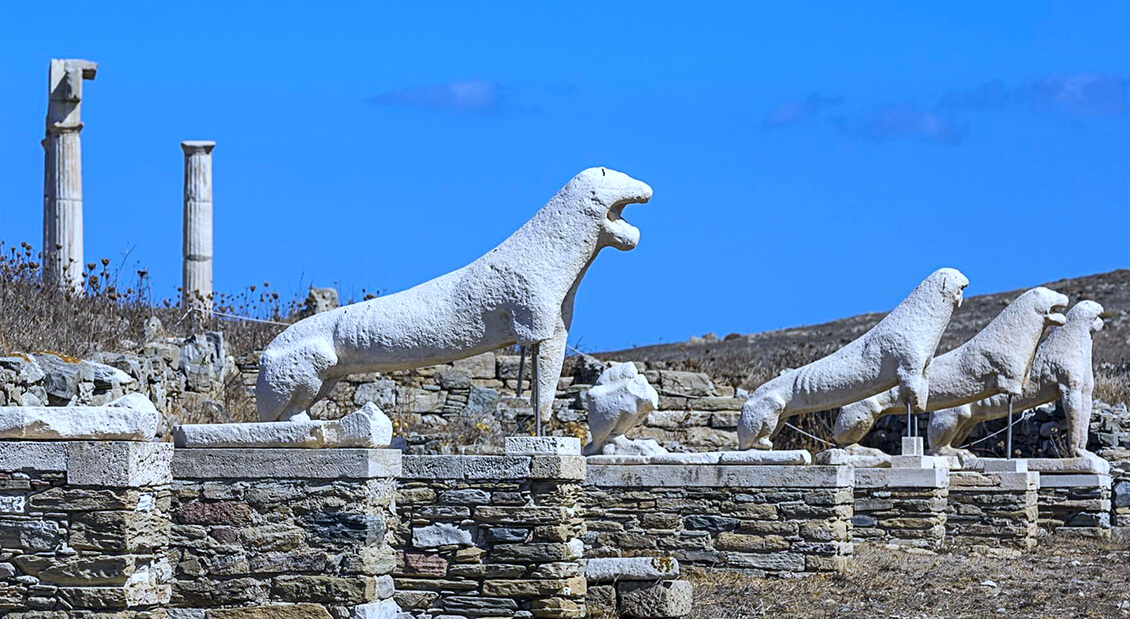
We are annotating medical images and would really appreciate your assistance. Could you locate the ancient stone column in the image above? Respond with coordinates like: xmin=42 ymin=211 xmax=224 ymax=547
xmin=181 ymin=141 xmax=215 ymax=310
xmin=42 ymin=59 xmax=97 ymax=292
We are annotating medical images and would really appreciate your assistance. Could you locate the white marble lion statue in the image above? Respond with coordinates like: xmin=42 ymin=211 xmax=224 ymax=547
xmin=834 ymin=287 xmax=1069 ymax=445
xmin=927 ymin=300 xmax=1104 ymax=462
xmin=257 ymin=168 xmax=652 ymax=422
xmin=737 ymin=268 xmax=969 ymax=450
xmin=581 ymin=362 xmax=661 ymax=456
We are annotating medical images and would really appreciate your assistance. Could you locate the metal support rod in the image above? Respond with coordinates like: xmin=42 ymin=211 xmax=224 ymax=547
xmin=907 ymin=401 xmax=913 ymax=439
xmin=516 ymin=345 xmax=527 ymax=397
xmin=531 ymin=344 xmax=541 ymax=437
xmin=1006 ymin=394 xmax=1014 ymax=459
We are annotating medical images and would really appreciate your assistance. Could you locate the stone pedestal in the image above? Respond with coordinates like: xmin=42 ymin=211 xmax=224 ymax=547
xmin=584 ymin=461 xmax=853 ymax=576
xmin=181 ymin=141 xmax=216 ymax=311
xmin=42 ymin=59 xmax=97 ymax=292
xmin=946 ymin=461 xmax=1039 ymax=550
xmin=169 ymin=448 xmax=402 ymax=617
xmin=395 ymin=437 xmax=587 ymax=619
xmin=1037 ymin=473 xmax=1112 ymax=539
xmin=853 ymin=470 xmax=949 ymax=549
xmin=0 ymin=440 xmax=173 ymax=614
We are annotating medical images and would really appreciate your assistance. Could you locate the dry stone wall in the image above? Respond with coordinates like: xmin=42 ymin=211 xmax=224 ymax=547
xmin=168 ymin=448 xmax=401 ymax=618
xmin=0 ymin=440 xmax=174 ymax=616
xmin=946 ymin=469 xmax=1040 ymax=550
xmin=852 ymin=469 xmax=949 ymax=549
xmin=584 ymin=464 xmax=854 ymax=576
xmin=393 ymin=438 xmax=587 ymax=619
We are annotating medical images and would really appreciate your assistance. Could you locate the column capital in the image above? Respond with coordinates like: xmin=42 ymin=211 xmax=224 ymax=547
xmin=181 ymin=140 xmax=216 ymax=155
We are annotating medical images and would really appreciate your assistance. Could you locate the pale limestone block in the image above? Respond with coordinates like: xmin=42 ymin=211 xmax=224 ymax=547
xmin=1037 ymin=473 xmax=1112 ymax=489
xmin=585 ymin=557 xmax=680 ymax=582
xmin=618 ymin=580 xmax=693 ymax=618
xmin=506 ymin=436 xmax=581 ymax=456
xmin=649 ymin=452 xmax=721 ymax=465
xmin=902 ymin=436 xmax=924 ymax=456
xmin=172 ymin=448 xmax=401 ymax=480
xmin=0 ymin=441 xmax=67 ymax=472
xmin=585 ymin=454 xmax=651 ymax=465
xmin=529 ymin=455 xmax=586 ymax=480
xmin=981 ymin=459 xmax=1028 ymax=473
xmin=597 ymin=435 xmax=668 ymax=457
xmin=413 ymin=523 xmax=473 ymax=548
xmin=891 ymin=455 xmax=935 ymax=469
xmin=717 ymin=449 xmax=811 ymax=465
xmin=350 ymin=599 xmax=401 ymax=619
xmin=462 ymin=455 xmax=531 ymax=479
xmin=173 ymin=404 xmax=392 ymax=449
xmin=0 ymin=393 xmax=158 ymax=440
xmin=929 ymin=302 xmax=1107 ymax=461
xmin=838 ymin=287 xmax=1070 ymax=445
xmin=581 ymin=362 xmax=660 ymax=456
xmin=1023 ymin=457 xmax=1111 ymax=475
xmin=816 ymin=448 xmax=892 ymax=468
xmin=586 ymin=463 xmax=851 ymax=488
xmin=401 ymin=455 xmax=465 ymax=479
xmin=740 ymin=268 xmax=969 ymax=450
xmin=66 ymin=441 xmax=172 ymax=487
xmin=256 ymin=168 xmax=653 ymax=425
xmin=855 ymin=467 xmax=949 ymax=489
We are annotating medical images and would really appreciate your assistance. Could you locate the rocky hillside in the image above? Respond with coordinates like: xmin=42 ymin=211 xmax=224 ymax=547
xmin=599 ymin=269 xmax=1130 ymax=396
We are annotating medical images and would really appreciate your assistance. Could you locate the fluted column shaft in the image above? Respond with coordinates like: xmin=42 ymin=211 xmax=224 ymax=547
xmin=43 ymin=59 xmax=97 ymax=292
xmin=182 ymin=141 xmax=215 ymax=311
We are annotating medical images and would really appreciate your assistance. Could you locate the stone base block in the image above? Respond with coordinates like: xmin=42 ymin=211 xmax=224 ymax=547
xmin=946 ymin=470 xmax=1039 ymax=550
xmin=1037 ymin=472 xmax=1112 ymax=539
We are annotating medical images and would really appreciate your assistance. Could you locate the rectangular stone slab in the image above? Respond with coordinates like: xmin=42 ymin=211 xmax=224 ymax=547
xmin=173 ymin=448 xmax=402 ymax=479
xmin=855 ymin=467 xmax=949 ymax=489
xmin=586 ymin=464 xmax=851 ymax=488
xmin=0 ymin=403 xmax=157 ymax=441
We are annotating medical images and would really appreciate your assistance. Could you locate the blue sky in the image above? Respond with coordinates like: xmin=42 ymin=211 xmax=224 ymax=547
xmin=1 ymin=3 xmax=1127 ymax=351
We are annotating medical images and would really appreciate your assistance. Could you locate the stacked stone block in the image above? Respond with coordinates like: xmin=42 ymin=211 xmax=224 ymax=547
xmin=0 ymin=440 xmax=174 ymax=615
xmin=169 ymin=448 xmax=402 ymax=618
xmin=584 ymin=557 xmax=692 ymax=619
xmin=853 ymin=468 xmax=949 ymax=549
xmin=1037 ymin=473 xmax=1112 ymax=539
xmin=584 ymin=464 xmax=853 ymax=576
xmin=394 ymin=437 xmax=587 ymax=618
xmin=946 ymin=463 xmax=1039 ymax=550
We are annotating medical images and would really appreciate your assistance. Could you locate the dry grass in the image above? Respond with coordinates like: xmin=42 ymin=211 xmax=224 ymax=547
xmin=687 ymin=536 xmax=1130 ymax=618
xmin=1096 ymin=370 xmax=1130 ymax=406
xmin=0 ymin=241 xmax=299 ymax=359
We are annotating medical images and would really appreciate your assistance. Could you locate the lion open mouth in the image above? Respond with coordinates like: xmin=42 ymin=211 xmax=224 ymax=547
xmin=1047 ymin=302 xmax=1068 ymax=326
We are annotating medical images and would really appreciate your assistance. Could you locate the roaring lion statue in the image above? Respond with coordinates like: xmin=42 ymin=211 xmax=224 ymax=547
xmin=928 ymin=300 xmax=1104 ymax=461
xmin=834 ymin=287 xmax=1069 ymax=445
xmin=737 ymin=268 xmax=969 ymax=450
xmin=257 ymin=168 xmax=653 ymax=422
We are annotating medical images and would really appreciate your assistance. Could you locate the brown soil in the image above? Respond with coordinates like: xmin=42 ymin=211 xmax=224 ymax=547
xmin=687 ymin=536 xmax=1130 ymax=618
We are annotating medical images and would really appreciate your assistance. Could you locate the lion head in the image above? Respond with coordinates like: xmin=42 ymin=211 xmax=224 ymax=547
xmin=930 ymin=267 xmax=970 ymax=310
xmin=1068 ymin=300 xmax=1105 ymax=333
xmin=569 ymin=167 xmax=653 ymax=251
xmin=1023 ymin=287 xmax=1069 ymax=327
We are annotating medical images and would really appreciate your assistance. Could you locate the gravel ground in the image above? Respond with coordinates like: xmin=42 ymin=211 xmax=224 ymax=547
xmin=687 ymin=536 xmax=1130 ymax=618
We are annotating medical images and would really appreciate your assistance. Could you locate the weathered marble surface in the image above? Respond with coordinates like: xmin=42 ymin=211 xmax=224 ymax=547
xmin=182 ymin=140 xmax=215 ymax=311
xmin=257 ymin=167 xmax=653 ymax=424
xmin=173 ymin=403 xmax=392 ymax=448
xmin=582 ymin=362 xmax=659 ymax=456
xmin=738 ymin=268 xmax=968 ymax=450
xmin=0 ymin=392 xmax=158 ymax=440
xmin=836 ymin=287 xmax=1069 ymax=445
xmin=929 ymin=301 xmax=1105 ymax=461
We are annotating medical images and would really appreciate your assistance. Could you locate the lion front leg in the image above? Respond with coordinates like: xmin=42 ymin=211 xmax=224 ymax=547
xmin=532 ymin=318 xmax=569 ymax=426
xmin=898 ymin=367 xmax=930 ymax=413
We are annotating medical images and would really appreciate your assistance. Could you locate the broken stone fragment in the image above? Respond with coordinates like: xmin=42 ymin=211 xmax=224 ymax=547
xmin=0 ymin=392 xmax=159 ymax=440
xmin=173 ymin=403 xmax=392 ymax=449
